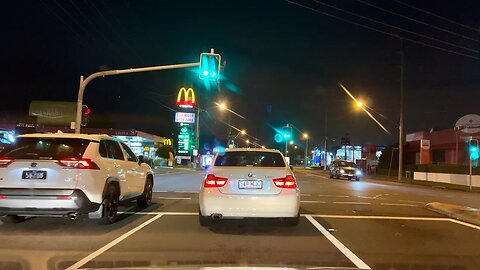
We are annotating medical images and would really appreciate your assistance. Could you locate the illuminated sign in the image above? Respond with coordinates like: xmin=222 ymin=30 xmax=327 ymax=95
xmin=176 ymin=87 xmax=196 ymax=108
xmin=177 ymin=126 xmax=194 ymax=156
xmin=163 ymin=138 xmax=172 ymax=146
xmin=175 ymin=112 xmax=195 ymax=123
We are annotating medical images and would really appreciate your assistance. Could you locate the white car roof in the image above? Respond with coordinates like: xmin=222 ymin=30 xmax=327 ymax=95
xmin=223 ymin=148 xmax=282 ymax=154
xmin=17 ymin=132 xmax=113 ymax=141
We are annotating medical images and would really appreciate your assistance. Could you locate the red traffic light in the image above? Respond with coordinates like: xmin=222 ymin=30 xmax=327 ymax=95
xmin=84 ymin=107 xmax=91 ymax=115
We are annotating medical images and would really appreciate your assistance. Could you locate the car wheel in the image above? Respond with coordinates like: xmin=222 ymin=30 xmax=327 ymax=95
xmin=355 ymin=177 xmax=360 ymax=181
xmin=329 ymin=172 xmax=333 ymax=178
xmin=198 ymin=209 xmax=211 ymax=227
xmin=335 ymin=173 xmax=340 ymax=179
xmin=102 ymin=185 xmax=119 ymax=224
xmin=284 ymin=213 xmax=300 ymax=226
xmin=137 ymin=177 xmax=153 ymax=208
xmin=1 ymin=215 xmax=27 ymax=224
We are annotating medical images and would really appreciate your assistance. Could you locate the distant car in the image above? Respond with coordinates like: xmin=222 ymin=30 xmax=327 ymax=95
xmin=199 ymin=148 xmax=300 ymax=226
xmin=328 ymin=160 xmax=362 ymax=181
xmin=0 ymin=132 xmax=154 ymax=224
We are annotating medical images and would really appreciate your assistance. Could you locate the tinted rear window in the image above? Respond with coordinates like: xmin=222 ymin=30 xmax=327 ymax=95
xmin=339 ymin=161 xmax=356 ymax=167
xmin=0 ymin=137 xmax=91 ymax=160
xmin=214 ymin=151 xmax=286 ymax=167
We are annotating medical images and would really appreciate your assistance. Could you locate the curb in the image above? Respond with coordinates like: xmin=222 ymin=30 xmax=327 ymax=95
xmin=425 ymin=202 xmax=480 ymax=226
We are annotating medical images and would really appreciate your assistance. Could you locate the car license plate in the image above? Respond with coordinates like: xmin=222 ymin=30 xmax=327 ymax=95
xmin=238 ymin=180 xmax=262 ymax=189
xmin=22 ymin=170 xmax=47 ymax=180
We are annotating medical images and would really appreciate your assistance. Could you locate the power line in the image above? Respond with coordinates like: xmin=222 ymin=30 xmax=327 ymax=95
xmin=393 ymin=0 xmax=479 ymax=33
xmin=356 ymin=0 xmax=478 ymax=42
xmin=284 ymin=0 xmax=479 ymax=60
xmin=311 ymin=0 xmax=478 ymax=53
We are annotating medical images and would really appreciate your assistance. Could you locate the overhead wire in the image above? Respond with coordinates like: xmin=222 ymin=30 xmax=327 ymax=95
xmin=392 ymin=0 xmax=480 ymax=33
xmin=311 ymin=0 xmax=478 ymax=53
xmin=284 ymin=0 xmax=479 ymax=60
xmin=356 ymin=0 xmax=479 ymax=42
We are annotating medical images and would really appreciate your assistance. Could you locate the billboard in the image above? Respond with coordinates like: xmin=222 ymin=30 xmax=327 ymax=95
xmin=175 ymin=112 xmax=195 ymax=124
xmin=29 ymin=100 xmax=77 ymax=125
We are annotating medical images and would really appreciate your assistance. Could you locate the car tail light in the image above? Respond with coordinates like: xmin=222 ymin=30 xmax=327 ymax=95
xmin=0 ymin=195 xmax=6 ymax=199
xmin=204 ymin=174 xmax=228 ymax=188
xmin=0 ymin=157 xmax=13 ymax=168
xmin=273 ymin=175 xmax=297 ymax=188
xmin=58 ymin=158 xmax=100 ymax=169
xmin=56 ymin=196 xmax=71 ymax=200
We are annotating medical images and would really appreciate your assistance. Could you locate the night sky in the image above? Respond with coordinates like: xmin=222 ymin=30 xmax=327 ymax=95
xmin=1 ymin=0 xmax=479 ymax=150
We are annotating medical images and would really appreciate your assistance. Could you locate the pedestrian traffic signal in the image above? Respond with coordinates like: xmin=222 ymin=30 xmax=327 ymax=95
xmin=469 ymin=139 xmax=479 ymax=160
xmin=199 ymin=52 xmax=221 ymax=81
xmin=81 ymin=105 xmax=90 ymax=126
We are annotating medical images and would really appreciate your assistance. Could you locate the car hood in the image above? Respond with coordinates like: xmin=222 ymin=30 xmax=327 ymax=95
xmin=81 ymin=266 xmax=359 ymax=270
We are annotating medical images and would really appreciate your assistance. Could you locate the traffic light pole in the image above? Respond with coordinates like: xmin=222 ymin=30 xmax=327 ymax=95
xmin=75 ymin=62 xmax=200 ymax=134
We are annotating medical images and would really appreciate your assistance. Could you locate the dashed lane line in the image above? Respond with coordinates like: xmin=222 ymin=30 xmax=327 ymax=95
xmin=333 ymin=202 xmax=371 ymax=205
xmin=380 ymin=203 xmax=419 ymax=207
xmin=301 ymin=200 xmax=326 ymax=203
xmin=157 ymin=197 xmax=192 ymax=200
xmin=305 ymin=215 xmax=371 ymax=270
xmin=318 ymin=195 xmax=350 ymax=198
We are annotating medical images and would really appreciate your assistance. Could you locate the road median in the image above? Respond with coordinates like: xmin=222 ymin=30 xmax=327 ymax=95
xmin=425 ymin=202 xmax=480 ymax=226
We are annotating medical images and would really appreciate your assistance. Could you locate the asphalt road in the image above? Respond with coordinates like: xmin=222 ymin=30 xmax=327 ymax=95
xmin=1 ymin=168 xmax=479 ymax=270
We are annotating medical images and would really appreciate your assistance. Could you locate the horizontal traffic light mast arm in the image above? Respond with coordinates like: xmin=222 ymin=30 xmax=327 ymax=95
xmin=75 ymin=62 xmax=200 ymax=134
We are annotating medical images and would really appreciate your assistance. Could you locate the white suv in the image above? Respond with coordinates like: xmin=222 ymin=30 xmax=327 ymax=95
xmin=0 ymin=132 xmax=154 ymax=224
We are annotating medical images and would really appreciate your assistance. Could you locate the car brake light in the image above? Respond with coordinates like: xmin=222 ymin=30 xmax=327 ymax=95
xmin=273 ymin=175 xmax=297 ymax=188
xmin=56 ymin=196 xmax=71 ymax=200
xmin=0 ymin=195 xmax=6 ymax=199
xmin=58 ymin=158 xmax=100 ymax=169
xmin=0 ymin=157 xmax=13 ymax=168
xmin=204 ymin=174 xmax=228 ymax=188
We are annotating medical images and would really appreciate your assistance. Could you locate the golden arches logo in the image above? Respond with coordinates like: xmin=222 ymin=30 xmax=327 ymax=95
xmin=163 ymin=138 xmax=172 ymax=146
xmin=176 ymin=87 xmax=196 ymax=107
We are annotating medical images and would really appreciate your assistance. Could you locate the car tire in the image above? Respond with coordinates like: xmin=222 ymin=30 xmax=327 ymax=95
xmin=284 ymin=213 xmax=300 ymax=226
xmin=335 ymin=173 xmax=340 ymax=179
xmin=198 ymin=209 xmax=211 ymax=227
xmin=102 ymin=185 xmax=119 ymax=224
xmin=1 ymin=215 xmax=27 ymax=224
xmin=137 ymin=177 xmax=153 ymax=208
xmin=355 ymin=177 xmax=360 ymax=181
xmin=329 ymin=173 xmax=333 ymax=178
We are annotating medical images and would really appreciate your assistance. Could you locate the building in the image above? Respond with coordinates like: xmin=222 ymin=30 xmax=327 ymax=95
xmin=405 ymin=128 xmax=480 ymax=165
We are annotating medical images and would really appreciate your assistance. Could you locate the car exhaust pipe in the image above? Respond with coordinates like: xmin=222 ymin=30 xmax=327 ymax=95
xmin=211 ymin=213 xmax=222 ymax=220
xmin=68 ymin=213 xmax=78 ymax=220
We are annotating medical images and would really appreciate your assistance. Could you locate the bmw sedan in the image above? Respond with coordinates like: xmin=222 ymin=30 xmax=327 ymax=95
xmin=199 ymin=148 xmax=300 ymax=226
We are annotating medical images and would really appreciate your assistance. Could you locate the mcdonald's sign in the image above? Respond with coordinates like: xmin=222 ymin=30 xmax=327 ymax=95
xmin=176 ymin=87 xmax=196 ymax=108
xmin=163 ymin=138 xmax=172 ymax=146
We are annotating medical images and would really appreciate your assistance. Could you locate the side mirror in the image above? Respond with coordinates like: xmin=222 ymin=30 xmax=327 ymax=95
xmin=290 ymin=165 xmax=294 ymax=172
xmin=138 ymin=155 xmax=145 ymax=165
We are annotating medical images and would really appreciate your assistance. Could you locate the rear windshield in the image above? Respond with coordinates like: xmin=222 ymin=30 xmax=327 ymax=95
xmin=0 ymin=137 xmax=91 ymax=160
xmin=214 ymin=151 xmax=286 ymax=167
xmin=339 ymin=161 xmax=356 ymax=167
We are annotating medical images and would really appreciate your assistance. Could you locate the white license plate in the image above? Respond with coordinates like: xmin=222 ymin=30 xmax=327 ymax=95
xmin=238 ymin=180 xmax=262 ymax=189
xmin=22 ymin=170 xmax=47 ymax=180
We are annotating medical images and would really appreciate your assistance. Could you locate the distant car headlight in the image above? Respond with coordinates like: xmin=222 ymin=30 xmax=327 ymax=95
xmin=339 ymin=169 xmax=345 ymax=174
xmin=355 ymin=170 xmax=362 ymax=176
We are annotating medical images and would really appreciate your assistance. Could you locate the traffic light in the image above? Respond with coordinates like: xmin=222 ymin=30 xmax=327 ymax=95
xmin=469 ymin=139 xmax=479 ymax=160
xmin=199 ymin=52 xmax=221 ymax=81
xmin=81 ymin=105 xmax=91 ymax=126
xmin=281 ymin=126 xmax=292 ymax=141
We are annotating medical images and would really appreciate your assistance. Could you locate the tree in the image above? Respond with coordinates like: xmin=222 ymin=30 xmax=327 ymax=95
xmin=378 ymin=144 xmax=399 ymax=169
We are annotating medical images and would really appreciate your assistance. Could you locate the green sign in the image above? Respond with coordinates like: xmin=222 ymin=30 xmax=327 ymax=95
xmin=177 ymin=125 xmax=195 ymax=156
xmin=29 ymin=100 xmax=77 ymax=125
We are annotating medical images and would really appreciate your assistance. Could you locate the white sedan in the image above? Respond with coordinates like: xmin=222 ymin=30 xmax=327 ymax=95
xmin=199 ymin=148 xmax=300 ymax=226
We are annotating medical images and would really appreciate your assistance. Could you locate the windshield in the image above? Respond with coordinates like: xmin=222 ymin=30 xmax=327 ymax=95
xmin=0 ymin=137 xmax=90 ymax=160
xmin=214 ymin=151 xmax=286 ymax=167
xmin=1 ymin=1 xmax=479 ymax=270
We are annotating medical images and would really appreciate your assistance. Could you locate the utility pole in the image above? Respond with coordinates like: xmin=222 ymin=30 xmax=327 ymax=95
xmin=398 ymin=38 xmax=404 ymax=181
xmin=323 ymin=106 xmax=328 ymax=170
xmin=195 ymin=106 xmax=200 ymax=154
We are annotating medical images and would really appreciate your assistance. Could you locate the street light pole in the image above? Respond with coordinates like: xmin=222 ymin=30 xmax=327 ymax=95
xmin=398 ymin=38 xmax=404 ymax=181
xmin=305 ymin=137 xmax=309 ymax=168
xmin=75 ymin=62 xmax=200 ymax=133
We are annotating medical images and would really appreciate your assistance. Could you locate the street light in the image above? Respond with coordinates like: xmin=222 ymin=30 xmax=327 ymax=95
xmin=289 ymin=141 xmax=294 ymax=145
xmin=217 ymin=102 xmax=226 ymax=110
xmin=246 ymin=139 xmax=250 ymax=147
xmin=303 ymin=133 xmax=309 ymax=168
xmin=240 ymin=129 xmax=246 ymax=135
xmin=356 ymin=101 xmax=364 ymax=108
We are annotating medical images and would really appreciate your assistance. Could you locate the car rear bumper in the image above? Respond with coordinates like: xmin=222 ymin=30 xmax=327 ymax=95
xmin=199 ymin=189 xmax=300 ymax=218
xmin=0 ymin=189 xmax=100 ymax=216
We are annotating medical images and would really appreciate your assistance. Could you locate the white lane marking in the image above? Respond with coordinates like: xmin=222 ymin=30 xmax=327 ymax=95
xmin=399 ymin=199 xmax=427 ymax=204
xmin=448 ymin=218 xmax=480 ymax=231
xmin=66 ymin=213 xmax=163 ymax=270
xmin=157 ymin=197 xmax=192 ymax=200
xmin=380 ymin=203 xmax=418 ymax=207
xmin=333 ymin=201 xmax=371 ymax=205
xmin=301 ymin=194 xmax=312 ymax=196
xmin=120 ymin=211 xmax=198 ymax=215
xmin=305 ymin=215 xmax=371 ymax=270
xmin=309 ymin=214 xmax=450 ymax=221
xmin=301 ymin=200 xmax=326 ymax=203
xmin=318 ymin=195 xmax=350 ymax=198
